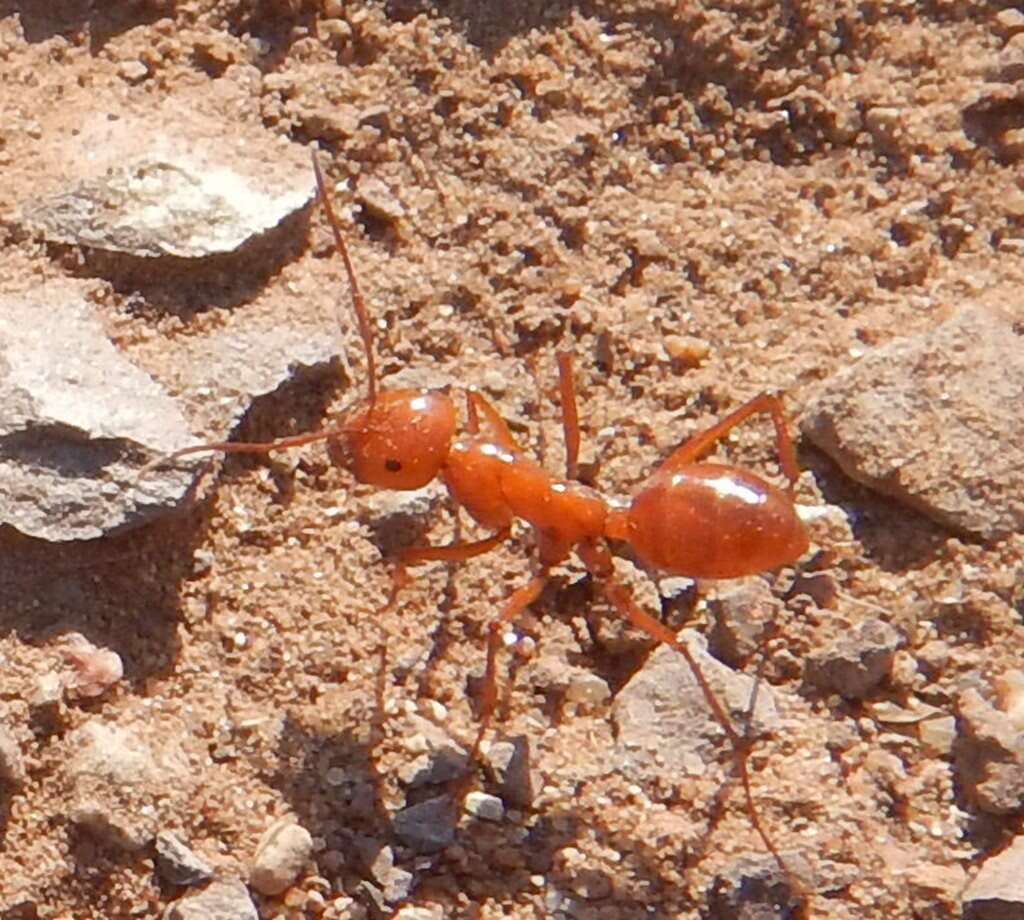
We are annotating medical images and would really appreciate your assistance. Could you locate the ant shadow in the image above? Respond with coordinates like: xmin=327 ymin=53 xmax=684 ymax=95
xmin=0 ymin=510 xmax=206 ymax=692
xmin=269 ymin=708 xmax=720 ymax=917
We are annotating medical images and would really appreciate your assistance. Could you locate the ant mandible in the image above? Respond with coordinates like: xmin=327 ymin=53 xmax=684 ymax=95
xmin=147 ymin=151 xmax=811 ymax=898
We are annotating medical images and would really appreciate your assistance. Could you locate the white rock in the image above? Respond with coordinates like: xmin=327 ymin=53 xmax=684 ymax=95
xmin=250 ymin=818 xmax=314 ymax=896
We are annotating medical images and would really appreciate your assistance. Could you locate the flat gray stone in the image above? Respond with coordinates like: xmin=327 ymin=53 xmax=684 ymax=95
xmin=21 ymin=142 xmax=313 ymax=260
xmin=613 ymin=630 xmax=778 ymax=784
xmin=0 ymin=286 xmax=197 ymax=540
xmin=393 ymin=795 xmax=456 ymax=854
xmin=802 ymin=306 xmax=1024 ymax=540
xmin=155 ymin=831 xmax=214 ymax=887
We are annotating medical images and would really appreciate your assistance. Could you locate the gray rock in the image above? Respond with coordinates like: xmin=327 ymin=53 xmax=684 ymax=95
xmin=395 ymin=714 xmax=469 ymax=787
xmin=249 ymin=818 xmax=313 ymax=896
xmin=363 ymin=482 xmax=448 ymax=557
xmin=65 ymin=721 xmax=188 ymax=849
xmin=464 ymin=791 xmax=504 ymax=822
xmin=802 ymin=306 xmax=1024 ymax=540
xmin=155 ymin=831 xmax=214 ymax=886
xmin=22 ymin=156 xmax=312 ymax=260
xmin=565 ymin=672 xmax=611 ymax=705
xmin=805 ymin=618 xmax=901 ymax=700
xmin=364 ymin=843 xmax=413 ymax=904
xmin=164 ymin=879 xmax=257 ymax=920
xmin=709 ymin=852 xmax=808 ymax=920
xmin=962 ymin=834 xmax=1024 ymax=918
xmin=393 ymin=795 xmax=456 ymax=854
xmin=612 ymin=630 xmax=778 ymax=783
xmin=0 ymin=287 xmax=198 ymax=541
xmin=707 ymin=577 xmax=781 ymax=667
xmin=957 ymin=689 xmax=1024 ymax=814
xmin=483 ymin=736 xmax=533 ymax=808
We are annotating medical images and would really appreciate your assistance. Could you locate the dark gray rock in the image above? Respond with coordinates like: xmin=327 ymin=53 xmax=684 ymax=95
xmin=483 ymin=736 xmax=534 ymax=808
xmin=155 ymin=831 xmax=214 ymax=887
xmin=805 ymin=618 xmax=901 ymax=700
xmin=393 ymin=795 xmax=456 ymax=854
xmin=709 ymin=852 xmax=808 ymax=920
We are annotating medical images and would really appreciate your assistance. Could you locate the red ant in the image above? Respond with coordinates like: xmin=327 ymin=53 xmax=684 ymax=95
xmin=147 ymin=152 xmax=811 ymax=900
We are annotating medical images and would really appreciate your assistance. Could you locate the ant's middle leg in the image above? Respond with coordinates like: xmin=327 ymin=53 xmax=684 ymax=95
xmin=468 ymin=568 xmax=549 ymax=761
xmin=661 ymin=393 xmax=800 ymax=491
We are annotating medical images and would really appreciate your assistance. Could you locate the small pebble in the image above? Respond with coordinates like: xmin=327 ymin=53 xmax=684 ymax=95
xmin=664 ymin=334 xmax=710 ymax=370
xmin=0 ymin=727 xmax=26 ymax=788
xmin=250 ymin=818 xmax=313 ymax=896
xmin=464 ymin=791 xmax=504 ymax=822
xmin=155 ymin=831 xmax=214 ymax=886
xmin=565 ymin=672 xmax=611 ymax=705
xmin=118 ymin=60 xmax=149 ymax=83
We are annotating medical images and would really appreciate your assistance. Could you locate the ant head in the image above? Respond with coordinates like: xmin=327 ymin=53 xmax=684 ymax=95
xmin=330 ymin=389 xmax=457 ymax=490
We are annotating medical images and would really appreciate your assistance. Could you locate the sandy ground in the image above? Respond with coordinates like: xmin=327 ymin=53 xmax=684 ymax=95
xmin=1 ymin=1 xmax=1024 ymax=918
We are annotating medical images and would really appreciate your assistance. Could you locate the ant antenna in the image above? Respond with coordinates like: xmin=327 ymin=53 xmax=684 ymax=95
xmin=312 ymin=151 xmax=378 ymax=406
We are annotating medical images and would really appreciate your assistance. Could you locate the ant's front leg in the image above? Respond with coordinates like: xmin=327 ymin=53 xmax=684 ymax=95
xmin=379 ymin=526 xmax=512 ymax=616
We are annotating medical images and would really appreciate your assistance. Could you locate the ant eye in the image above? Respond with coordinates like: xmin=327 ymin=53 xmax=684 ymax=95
xmin=385 ymin=458 xmax=402 ymax=472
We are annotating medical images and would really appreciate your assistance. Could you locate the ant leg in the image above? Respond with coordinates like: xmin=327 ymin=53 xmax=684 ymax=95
xmin=399 ymin=527 xmax=511 ymax=567
xmin=576 ymin=537 xmax=806 ymax=900
xmin=381 ymin=527 xmax=513 ymax=622
xmin=662 ymin=393 xmax=800 ymax=492
xmin=556 ymin=352 xmax=581 ymax=481
xmin=468 ymin=569 xmax=549 ymax=761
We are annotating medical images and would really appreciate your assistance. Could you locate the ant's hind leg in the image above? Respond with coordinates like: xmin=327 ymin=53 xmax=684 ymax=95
xmin=575 ymin=538 xmax=806 ymax=902
xmin=661 ymin=393 xmax=800 ymax=491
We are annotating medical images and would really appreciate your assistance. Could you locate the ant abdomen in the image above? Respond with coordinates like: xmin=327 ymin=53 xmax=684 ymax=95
xmin=607 ymin=462 xmax=809 ymax=580
xmin=334 ymin=389 xmax=457 ymax=489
